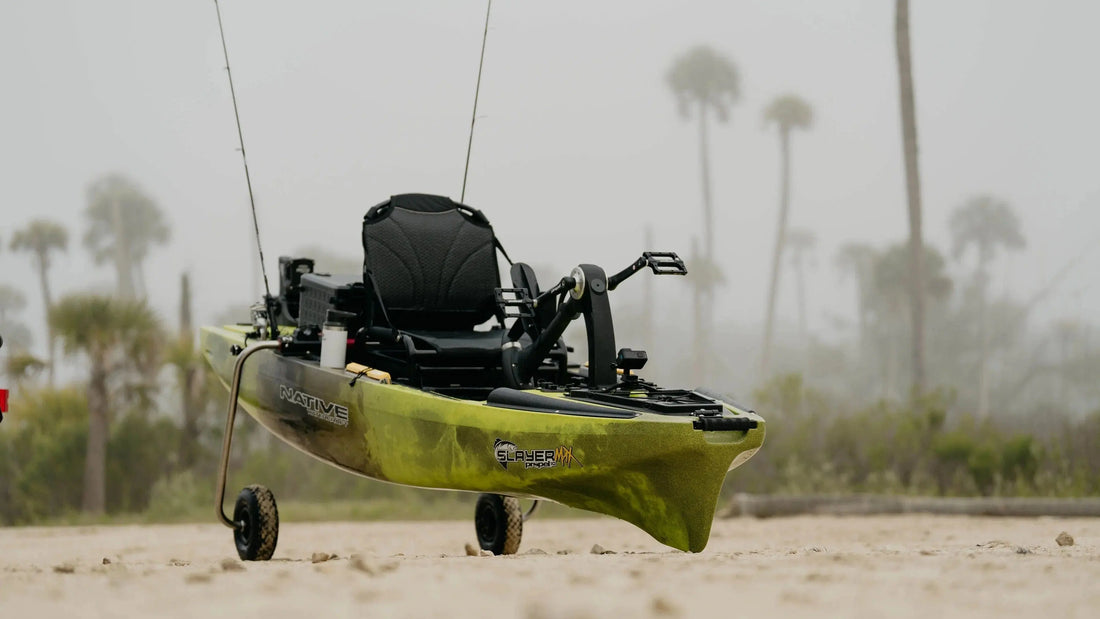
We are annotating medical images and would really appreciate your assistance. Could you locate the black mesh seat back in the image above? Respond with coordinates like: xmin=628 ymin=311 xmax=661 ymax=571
xmin=363 ymin=194 xmax=499 ymax=331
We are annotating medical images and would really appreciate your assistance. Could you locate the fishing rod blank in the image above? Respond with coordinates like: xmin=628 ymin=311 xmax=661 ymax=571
xmin=213 ymin=0 xmax=277 ymax=337
xmin=461 ymin=0 xmax=492 ymax=203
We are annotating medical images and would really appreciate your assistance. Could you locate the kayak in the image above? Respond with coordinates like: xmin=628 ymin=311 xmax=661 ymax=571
xmin=204 ymin=193 xmax=764 ymax=558
xmin=202 ymin=324 xmax=763 ymax=553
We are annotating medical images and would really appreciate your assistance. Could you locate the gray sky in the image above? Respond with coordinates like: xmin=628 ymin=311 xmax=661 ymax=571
xmin=2 ymin=0 xmax=1098 ymax=365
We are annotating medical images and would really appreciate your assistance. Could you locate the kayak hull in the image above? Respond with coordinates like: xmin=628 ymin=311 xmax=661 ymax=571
xmin=202 ymin=325 xmax=764 ymax=552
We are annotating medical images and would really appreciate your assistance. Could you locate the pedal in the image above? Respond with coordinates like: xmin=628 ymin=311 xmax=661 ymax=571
xmin=494 ymin=287 xmax=536 ymax=319
xmin=643 ymin=252 xmax=688 ymax=276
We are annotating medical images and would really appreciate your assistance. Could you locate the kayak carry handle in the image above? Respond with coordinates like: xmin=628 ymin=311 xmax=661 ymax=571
xmin=693 ymin=416 xmax=759 ymax=432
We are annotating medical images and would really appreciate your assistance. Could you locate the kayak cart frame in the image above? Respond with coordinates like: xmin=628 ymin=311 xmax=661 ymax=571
xmin=215 ymin=339 xmax=281 ymax=529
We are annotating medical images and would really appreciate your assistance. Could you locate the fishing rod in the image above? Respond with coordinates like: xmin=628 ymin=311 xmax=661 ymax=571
xmin=461 ymin=0 xmax=492 ymax=203
xmin=213 ymin=0 xmax=278 ymax=339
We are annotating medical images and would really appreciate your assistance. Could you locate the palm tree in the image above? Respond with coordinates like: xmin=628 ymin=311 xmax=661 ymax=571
xmin=166 ymin=273 xmax=205 ymax=469
xmin=895 ymin=0 xmax=927 ymax=395
xmin=84 ymin=174 xmax=170 ymax=299
xmin=10 ymin=219 xmax=68 ymax=383
xmin=760 ymin=94 xmax=813 ymax=374
xmin=871 ymin=244 xmax=952 ymax=319
xmin=870 ymin=242 xmax=951 ymax=398
xmin=949 ymin=195 xmax=1025 ymax=417
xmin=835 ymin=242 xmax=879 ymax=354
xmin=50 ymin=294 xmax=161 ymax=514
xmin=666 ymin=45 xmax=740 ymax=382
xmin=949 ymin=195 xmax=1025 ymax=266
xmin=786 ymin=228 xmax=817 ymax=341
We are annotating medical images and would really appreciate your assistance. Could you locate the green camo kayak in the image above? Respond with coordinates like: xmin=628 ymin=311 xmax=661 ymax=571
xmin=202 ymin=324 xmax=764 ymax=552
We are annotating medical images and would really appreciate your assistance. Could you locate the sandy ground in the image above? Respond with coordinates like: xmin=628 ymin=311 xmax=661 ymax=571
xmin=1 ymin=515 xmax=1097 ymax=618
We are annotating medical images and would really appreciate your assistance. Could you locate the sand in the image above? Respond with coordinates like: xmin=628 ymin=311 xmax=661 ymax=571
xmin=1 ymin=515 xmax=1097 ymax=618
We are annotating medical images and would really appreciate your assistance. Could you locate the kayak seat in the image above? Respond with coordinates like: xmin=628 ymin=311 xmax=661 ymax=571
xmin=363 ymin=193 xmax=501 ymax=331
xmin=361 ymin=194 xmax=509 ymax=390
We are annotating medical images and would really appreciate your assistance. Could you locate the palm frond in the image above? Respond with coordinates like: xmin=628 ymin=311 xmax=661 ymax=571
xmin=666 ymin=45 xmax=741 ymax=123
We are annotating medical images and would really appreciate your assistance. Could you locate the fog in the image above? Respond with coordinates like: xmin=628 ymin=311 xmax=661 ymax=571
xmin=2 ymin=1 xmax=1098 ymax=408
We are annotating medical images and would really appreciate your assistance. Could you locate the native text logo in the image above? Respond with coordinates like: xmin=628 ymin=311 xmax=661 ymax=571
xmin=279 ymin=385 xmax=349 ymax=426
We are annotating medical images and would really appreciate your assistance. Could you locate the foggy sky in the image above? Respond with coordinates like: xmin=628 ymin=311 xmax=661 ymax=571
xmin=2 ymin=0 xmax=1098 ymax=370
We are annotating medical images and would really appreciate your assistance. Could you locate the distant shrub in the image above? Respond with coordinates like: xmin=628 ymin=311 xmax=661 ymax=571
xmin=725 ymin=375 xmax=1100 ymax=499
xmin=0 ymin=387 xmax=88 ymax=523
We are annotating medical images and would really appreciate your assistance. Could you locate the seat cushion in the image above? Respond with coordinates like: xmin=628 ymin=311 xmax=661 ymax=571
xmin=405 ymin=328 xmax=505 ymax=362
xmin=363 ymin=194 xmax=500 ymax=331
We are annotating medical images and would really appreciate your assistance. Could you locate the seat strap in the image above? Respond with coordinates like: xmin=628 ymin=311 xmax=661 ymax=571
xmin=493 ymin=236 xmax=514 ymax=266
xmin=364 ymin=269 xmax=401 ymax=341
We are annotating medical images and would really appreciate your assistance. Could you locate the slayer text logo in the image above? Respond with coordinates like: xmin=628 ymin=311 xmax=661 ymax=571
xmin=494 ymin=438 xmax=581 ymax=470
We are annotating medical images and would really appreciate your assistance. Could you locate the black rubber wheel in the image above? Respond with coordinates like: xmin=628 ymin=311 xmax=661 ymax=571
xmin=233 ymin=484 xmax=279 ymax=561
xmin=475 ymin=493 xmax=522 ymax=555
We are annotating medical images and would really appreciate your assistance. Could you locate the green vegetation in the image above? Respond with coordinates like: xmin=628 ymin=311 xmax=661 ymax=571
xmin=49 ymin=294 xmax=162 ymax=514
xmin=0 ymin=385 xmax=569 ymax=525
xmin=724 ymin=374 xmax=1100 ymax=498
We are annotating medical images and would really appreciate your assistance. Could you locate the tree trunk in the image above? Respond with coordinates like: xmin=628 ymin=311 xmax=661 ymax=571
xmin=695 ymin=102 xmax=714 ymax=385
xmin=35 ymin=250 xmax=55 ymax=385
xmin=794 ymin=252 xmax=809 ymax=415
xmin=895 ymin=0 xmax=926 ymax=395
xmin=856 ymin=271 xmax=869 ymax=364
xmin=761 ymin=126 xmax=791 ymax=375
xmin=111 ymin=195 xmax=135 ymax=298
xmin=135 ymin=262 xmax=147 ymax=299
xmin=642 ymin=226 xmax=654 ymax=355
xmin=691 ymin=238 xmax=704 ymax=383
xmin=884 ymin=315 xmax=900 ymax=399
xmin=977 ymin=266 xmax=990 ymax=417
xmin=83 ymin=359 xmax=109 ymax=514
xmin=697 ymin=101 xmax=714 ymax=270
xmin=179 ymin=273 xmax=193 ymax=334
xmin=795 ymin=255 xmax=807 ymax=341
xmin=1058 ymin=327 xmax=1068 ymax=407
xmin=178 ymin=273 xmax=200 ymax=469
